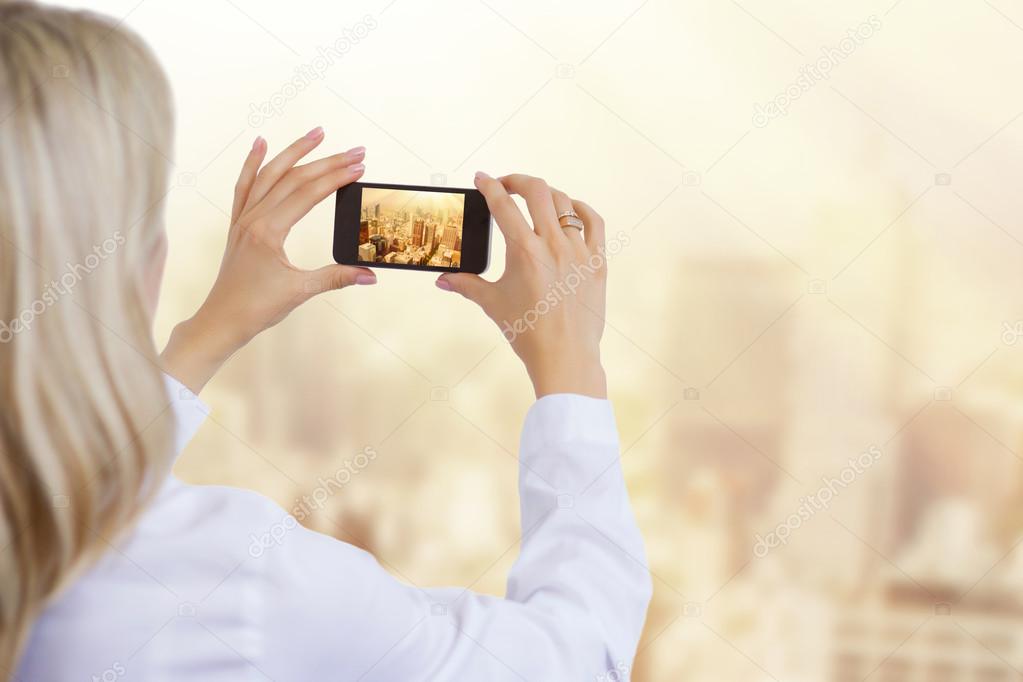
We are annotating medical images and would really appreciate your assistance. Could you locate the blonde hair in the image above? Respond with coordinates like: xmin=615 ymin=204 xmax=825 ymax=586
xmin=0 ymin=1 xmax=176 ymax=672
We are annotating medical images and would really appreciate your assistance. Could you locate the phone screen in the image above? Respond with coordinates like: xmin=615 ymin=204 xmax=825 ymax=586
xmin=357 ymin=187 xmax=465 ymax=269
xmin=334 ymin=182 xmax=491 ymax=274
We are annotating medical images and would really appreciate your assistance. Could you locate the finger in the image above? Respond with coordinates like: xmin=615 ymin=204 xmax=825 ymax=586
xmin=301 ymin=264 xmax=376 ymax=298
xmin=498 ymin=174 xmax=562 ymax=241
xmin=474 ymin=171 xmax=533 ymax=250
xmin=264 ymin=163 xmax=366 ymax=234
xmin=250 ymin=146 xmax=366 ymax=217
xmin=436 ymin=272 xmax=491 ymax=307
xmin=232 ymin=136 xmax=267 ymax=226
xmin=572 ymin=199 xmax=605 ymax=252
xmin=245 ymin=126 xmax=326 ymax=210
xmin=550 ymin=187 xmax=584 ymax=242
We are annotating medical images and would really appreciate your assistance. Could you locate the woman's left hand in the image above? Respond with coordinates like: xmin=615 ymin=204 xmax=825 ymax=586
xmin=161 ymin=127 xmax=373 ymax=393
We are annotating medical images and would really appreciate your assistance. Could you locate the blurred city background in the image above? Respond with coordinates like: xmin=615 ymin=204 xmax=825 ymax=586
xmin=68 ymin=0 xmax=1023 ymax=679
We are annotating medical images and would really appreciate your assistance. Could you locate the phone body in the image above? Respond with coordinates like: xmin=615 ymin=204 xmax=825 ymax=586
xmin=333 ymin=182 xmax=492 ymax=274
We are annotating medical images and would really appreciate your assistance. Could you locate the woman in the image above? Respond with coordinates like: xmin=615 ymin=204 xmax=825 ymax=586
xmin=0 ymin=3 xmax=651 ymax=680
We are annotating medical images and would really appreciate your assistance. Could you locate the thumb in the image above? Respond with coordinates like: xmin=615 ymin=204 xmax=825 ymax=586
xmin=437 ymin=273 xmax=490 ymax=306
xmin=302 ymin=264 xmax=377 ymax=297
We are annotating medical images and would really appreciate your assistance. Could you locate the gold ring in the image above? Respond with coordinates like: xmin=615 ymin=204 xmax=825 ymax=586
xmin=559 ymin=215 xmax=585 ymax=231
xmin=557 ymin=209 xmax=580 ymax=221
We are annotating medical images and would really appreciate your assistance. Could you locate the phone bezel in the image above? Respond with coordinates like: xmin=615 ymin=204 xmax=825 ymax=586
xmin=333 ymin=182 xmax=492 ymax=274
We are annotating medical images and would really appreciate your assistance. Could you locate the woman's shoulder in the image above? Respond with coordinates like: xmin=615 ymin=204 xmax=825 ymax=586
xmin=138 ymin=477 xmax=294 ymax=546
xmin=20 ymin=479 xmax=386 ymax=680
xmin=133 ymin=477 xmax=387 ymax=587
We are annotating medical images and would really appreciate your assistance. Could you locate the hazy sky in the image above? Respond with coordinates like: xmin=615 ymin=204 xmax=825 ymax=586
xmin=361 ymin=187 xmax=465 ymax=216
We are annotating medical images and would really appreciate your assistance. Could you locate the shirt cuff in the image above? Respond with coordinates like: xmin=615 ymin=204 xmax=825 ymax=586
xmin=162 ymin=372 xmax=210 ymax=455
xmin=519 ymin=394 xmax=620 ymax=490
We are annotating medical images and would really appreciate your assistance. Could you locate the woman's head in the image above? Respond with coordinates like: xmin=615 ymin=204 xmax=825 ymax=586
xmin=0 ymin=1 xmax=175 ymax=670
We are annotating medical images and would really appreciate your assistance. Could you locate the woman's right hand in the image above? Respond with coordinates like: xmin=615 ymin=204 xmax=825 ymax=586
xmin=437 ymin=173 xmax=609 ymax=399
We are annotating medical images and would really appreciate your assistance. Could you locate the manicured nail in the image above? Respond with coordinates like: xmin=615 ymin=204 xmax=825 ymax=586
xmin=252 ymin=136 xmax=264 ymax=152
xmin=349 ymin=163 xmax=365 ymax=174
xmin=355 ymin=273 xmax=376 ymax=285
xmin=346 ymin=146 xmax=366 ymax=156
xmin=306 ymin=126 xmax=324 ymax=140
xmin=475 ymin=171 xmax=489 ymax=181
xmin=435 ymin=278 xmax=452 ymax=291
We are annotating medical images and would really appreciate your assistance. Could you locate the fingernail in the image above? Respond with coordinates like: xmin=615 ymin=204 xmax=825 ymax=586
xmin=346 ymin=146 xmax=366 ymax=156
xmin=306 ymin=126 xmax=324 ymax=140
xmin=252 ymin=136 xmax=264 ymax=151
xmin=356 ymin=273 xmax=376 ymax=285
xmin=435 ymin=278 xmax=452 ymax=291
xmin=475 ymin=171 xmax=489 ymax=181
xmin=350 ymin=163 xmax=365 ymax=174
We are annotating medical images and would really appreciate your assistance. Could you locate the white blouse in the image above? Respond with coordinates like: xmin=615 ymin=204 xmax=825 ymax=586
xmin=16 ymin=374 xmax=651 ymax=681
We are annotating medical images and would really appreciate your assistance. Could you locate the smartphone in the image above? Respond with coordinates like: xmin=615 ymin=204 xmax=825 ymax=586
xmin=333 ymin=182 xmax=492 ymax=274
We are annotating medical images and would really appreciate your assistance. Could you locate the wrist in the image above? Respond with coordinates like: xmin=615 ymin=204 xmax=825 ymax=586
xmin=527 ymin=351 xmax=607 ymax=400
xmin=160 ymin=313 xmax=239 ymax=394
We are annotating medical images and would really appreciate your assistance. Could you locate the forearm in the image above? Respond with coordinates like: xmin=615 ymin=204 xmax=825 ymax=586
xmin=506 ymin=394 xmax=651 ymax=671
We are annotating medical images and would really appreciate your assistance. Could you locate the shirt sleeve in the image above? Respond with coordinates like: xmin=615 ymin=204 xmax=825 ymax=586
xmin=162 ymin=372 xmax=210 ymax=455
xmin=260 ymin=394 xmax=652 ymax=682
